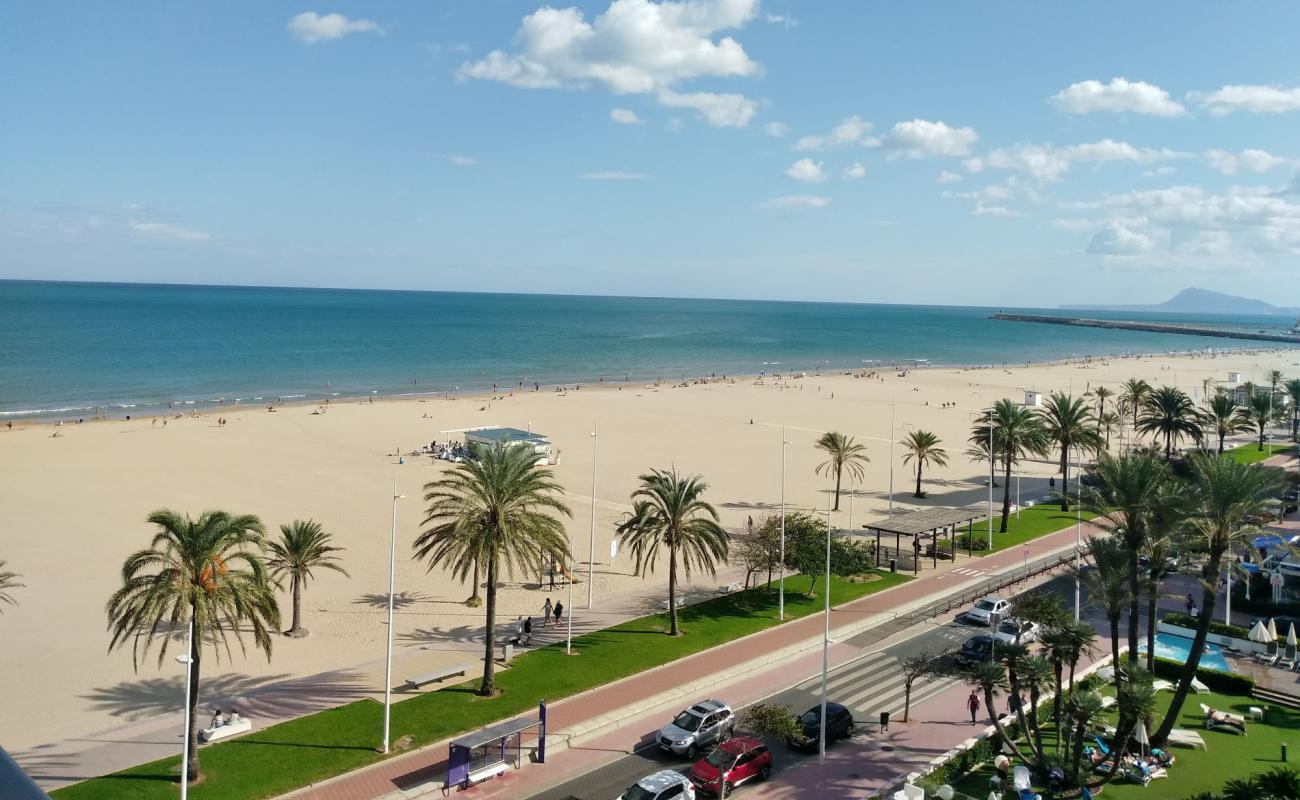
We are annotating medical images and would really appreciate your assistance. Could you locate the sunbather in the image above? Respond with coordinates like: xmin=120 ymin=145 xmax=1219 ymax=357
xmin=1205 ymin=706 xmax=1246 ymax=732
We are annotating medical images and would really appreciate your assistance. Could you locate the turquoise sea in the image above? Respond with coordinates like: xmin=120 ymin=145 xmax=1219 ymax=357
xmin=2 ymin=280 xmax=1297 ymax=421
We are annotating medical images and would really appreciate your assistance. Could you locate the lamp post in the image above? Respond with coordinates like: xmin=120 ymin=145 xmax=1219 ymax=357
xmin=819 ymin=491 xmax=831 ymax=765
xmin=987 ymin=415 xmax=994 ymax=551
xmin=587 ymin=422 xmax=597 ymax=609
xmin=1074 ymin=451 xmax=1082 ymax=621
xmin=382 ymin=475 xmax=404 ymax=754
xmin=887 ymin=399 xmax=896 ymax=518
xmin=177 ymin=618 xmax=194 ymax=799
xmin=779 ymin=427 xmax=788 ymax=621
xmin=567 ymin=551 xmax=575 ymax=655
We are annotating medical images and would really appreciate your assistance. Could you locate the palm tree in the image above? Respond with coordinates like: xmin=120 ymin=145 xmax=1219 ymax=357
xmin=0 ymin=559 xmax=22 ymax=612
xmin=1065 ymin=690 xmax=1106 ymax=787
xmin=971 ymin=399 xmax=1049 ymax=533
xmin=1120 ymin=378 xmax=1153 ymax=439
xmin=266 ymin=520 xmax=349 ymax=638
xmin=1079 ymin=534 xmax=1131 ymax=678
xmin=106 ymin=510 xmax=280 ymax=783
xmin=1137 ymin=386 xmax=1201 ymax=460
xmin=616 ymin=468 xmax=729 ymax=637
xmin=1268 ymin=369 xmax=1285 ymax=398
xmin=1202 ymin=392 xmax=1250 ymax=454
xmin=1039 ymin=392 xmax=1104 ymax=511
xmin=1041 ymin=619 xmax=1097 ymax=747
xmin=813 ymin=432 xmax=870 ymax=511
xmin=1153 ymin=454 xmax=1285 ymax=744
xmin=901 ymin=430 xmax=948 ymax=498
xmin=1284 ymin=378 xmax=1300 ymax=440
xmin=414 ymin=443 xmax=571 ymax=696
xmin=1246 ymin=391 xmax=1282 ymax=451
xmin=1099 ymin=411 xmax=1121 ymax=451
xmin=1080 ymin=451 xmax=1169 ymax=666
xmin=964 ymin=660 xmax=1031 ymax=765
xmin=1090 ymin=386 xmax=1114 ymax=429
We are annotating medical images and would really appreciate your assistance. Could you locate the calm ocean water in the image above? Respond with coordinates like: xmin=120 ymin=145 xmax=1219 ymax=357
xmin=2 ymin=280 xmax=1296 ymax=420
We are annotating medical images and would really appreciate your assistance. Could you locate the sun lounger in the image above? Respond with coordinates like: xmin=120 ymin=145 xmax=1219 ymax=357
xmin=1200 ymin=703 xmax=1247 ymax=735
xmin=1280 ymin=644 xmax=1297 ymax=669
xmin=1099 ymin=696 xmax=1117 ymax=710
xmin=1191 ymin=677 xmax=1209 ymax=694
xmin=404 ymin=664 xmax=468 ymax=689
xmin=1166 ymin=729 xmax=1207 ymax=750
xmin=1152 ymin=680 xmax=1174 ymax=693
xmin=199 ymin=716 xmax=252 ymax=742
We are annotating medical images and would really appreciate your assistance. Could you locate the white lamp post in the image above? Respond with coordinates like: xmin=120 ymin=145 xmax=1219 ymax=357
xmin=779 ymin=427 xmax=788 ymax=621
xmin=1074 ymin=451 xmax=1082 ymax=621
xmin=819 ymin=491 xmax=831 ymax=765
xmin=567 ymin=552 xmax=575 ymax=655
xmin=587 ymin=422 xmax=598 ymax=609
xmin=382 ymin=476 xmax=404 ymax=754
xmin=887 ymin=400 xmax=896 ymax=518
xmin=177 ymin=619 xmax=194 ymax=799
xmin=987 ymin=416 xmax=994 ymax=551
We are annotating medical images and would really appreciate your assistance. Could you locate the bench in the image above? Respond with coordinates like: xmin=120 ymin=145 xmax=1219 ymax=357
xmin=717 ymin=581 xmax=742 ymax=594
xmin=199 ymin=717 xmax=252 ymax=742
xmin=404 ymin=665 xmax=468 ymax=690
xmin=467 ymin=761 xmax=509 ymax=785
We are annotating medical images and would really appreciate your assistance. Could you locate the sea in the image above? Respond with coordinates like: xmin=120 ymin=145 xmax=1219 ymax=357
xmin=3 ymin=279 xmax=1298 ymax=421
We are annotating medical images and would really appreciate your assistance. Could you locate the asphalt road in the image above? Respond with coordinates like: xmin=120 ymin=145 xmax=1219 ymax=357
xmin=529 ymin=574 xmax=1086 ymax=800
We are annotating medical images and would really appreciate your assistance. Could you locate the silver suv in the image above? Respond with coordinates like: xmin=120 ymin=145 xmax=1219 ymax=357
xmin=657 ymin=699 xmax=734 ymax=759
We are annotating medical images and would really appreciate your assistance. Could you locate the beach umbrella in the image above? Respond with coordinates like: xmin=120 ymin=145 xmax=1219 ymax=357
xmin=1288 ymin=623 xmax=1297 ymax=647
xmin=1133 ymin=719 xmax=1149 ymax=759
xmin=1270 ymin=617 xmax=1280 ymax=641
xmin=1249 ymin=620 xmax=1270 ymax=643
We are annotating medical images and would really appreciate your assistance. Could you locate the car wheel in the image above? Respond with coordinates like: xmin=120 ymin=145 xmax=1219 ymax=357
xmin=723 ymin=783 xmax=734 ymax=798
xmin=844 ymin=720 xmax=855 ymax=739
xmin=758 ymin=765 xmax=771 ymax=781
xmin=686 ymin=743 xmax=697 ymax=760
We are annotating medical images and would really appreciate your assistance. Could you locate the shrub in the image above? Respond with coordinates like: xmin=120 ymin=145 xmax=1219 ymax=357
xmin=955 ymin=534 xmax=990 ymax=552
xmin=1161 ymin=611 xmax=1251 ymax=640
xmin=1150 ymin=655 xmax=1255 ymax=694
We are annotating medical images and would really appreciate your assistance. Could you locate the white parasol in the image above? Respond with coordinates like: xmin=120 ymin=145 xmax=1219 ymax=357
xmin=1269 ymin=617 xmax=1280 ymax=641
xmin=1249 ymin=620 xmax=1270 ymax=643
xmin=1134 ymin=719 xmax=1149 ymax=759
xmin=1289 ymin=623 xmax=1297 ymax=647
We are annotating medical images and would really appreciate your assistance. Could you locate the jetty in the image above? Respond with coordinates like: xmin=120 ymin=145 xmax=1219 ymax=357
xmin=992 ymin=313 xmax=1300 ymax=344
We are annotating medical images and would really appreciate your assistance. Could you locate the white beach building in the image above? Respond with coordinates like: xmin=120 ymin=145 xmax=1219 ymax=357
xmin=464 ymin=427 xmax=555 ymax=465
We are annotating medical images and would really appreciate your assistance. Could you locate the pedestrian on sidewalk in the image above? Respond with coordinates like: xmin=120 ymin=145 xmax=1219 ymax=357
xmin=554 ymin=600 xmax=564 ymax=626
xmin=523 ymin=616 xmax=533 ymax=645
xmin=543 ymin=597 xmax=553 ymax=625
xmin=1185 ymin=593 xmax=1194 ymax=614
xmin=514 ymin=616 xmax=524 ymax=644
xmin=967 ymin=691 xmax=981 ymax=725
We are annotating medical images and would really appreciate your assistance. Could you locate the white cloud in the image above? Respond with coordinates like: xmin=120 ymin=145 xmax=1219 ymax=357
xmin=887 ymin=119 xmax=978 ymax=158
xmin=1174 ymin=229 xmax=1232 ymax=256
xmin=611 ymin=108 xmax=643 ymax=125
xmin=967 ymin=139 xmax=1185 ymax=183
xmin=656 ymin=88 xmax=756 ymax=127
xmin=1050 ymin=77 xmax=1186 ymax=117
xmin=578 ymin=171 xmax=649 ymax=180
xmin=287 ymin=12 xmax=383 ymax=44
xmin=458 ymin=0 xmax=761 ymax=126
xmin=794 ymin=115 xmax=879 ymax=151
xmin=784 ymin=158 xmax=825 ymax=183
xmin=1204 ymin=148 xmax=1294 ymax=175
xmin=760 ymin=194 xmax=830 ymax=209
xmin=445 ymin=155 xmax=477 ymax=167
xmin=764 ymin=121 xmax=789 ymax=138
xmin=129 ymin=221 xmax=211 ymax=243
xmin=843 ymin=162 xmax=865 ymax=180
xmin=1087 ymin=221 xmax=1155 ymax=255
xmin=666 ymin=117 xmax=685 ymax=133
xmin=1196 ymin=84 xmax=1300 ymax=116
xmin=936 ymin=170 xmax=962 ymax=184
xmin=1142 ymin=166 xmax=1175 ymax=178
xmin=973 ymin=204 xmax=1018 ymax=217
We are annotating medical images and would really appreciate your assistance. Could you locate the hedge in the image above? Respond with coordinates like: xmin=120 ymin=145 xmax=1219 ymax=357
xmin=1161 ymin=612 xmax=1252 ymax=641
xmin=1150 ymin=655 xmax=1256 ymax=694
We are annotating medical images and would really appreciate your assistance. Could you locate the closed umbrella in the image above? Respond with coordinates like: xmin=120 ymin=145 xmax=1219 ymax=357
xmin=1269 ymin=617 xmax=1280 ymax=641
xmin=1134 ymin=719 xmax=1149 ymax=759
xmin=1288 ymin=623 xmax=1297 ymax=647
xmin=1249 ymin=620 xmax=1270 ymax=643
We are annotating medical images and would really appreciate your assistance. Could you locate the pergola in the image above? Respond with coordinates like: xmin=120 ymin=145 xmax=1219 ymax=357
xmin=861 ymin=506 xmax=986 ymax=574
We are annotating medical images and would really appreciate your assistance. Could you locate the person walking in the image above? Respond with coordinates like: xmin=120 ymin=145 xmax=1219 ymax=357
xmin=523 ymin=616 xmax=533 ymax=645
xmin=553 ymin=600 xmax=564 ymax=626
xmin=967 ymin=691 xmax=981 ymax=725
xmin=1185 ymin=593 xmax=1195 ymax=615
xmin=514 ymin=616 xmax=524 ymax=644
xmin=542 ymin=597 xmax=553 ymax=626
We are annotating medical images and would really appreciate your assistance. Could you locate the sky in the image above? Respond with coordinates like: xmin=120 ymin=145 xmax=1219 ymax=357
xmin=2 ymin=1 xmax=1300 ymax=308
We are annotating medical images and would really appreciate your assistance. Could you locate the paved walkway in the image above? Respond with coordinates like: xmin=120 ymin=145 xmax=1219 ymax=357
xmin=287 ymin=517 xmax=1099 ymax=800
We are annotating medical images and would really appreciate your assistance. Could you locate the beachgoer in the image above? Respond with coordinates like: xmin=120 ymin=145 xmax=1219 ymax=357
xmin=523 ymin=616 xmax=533 ymax=645
xmin=542 ymin=597 xmax=553 ymax=625
xmin=967 ymin=691 xmax=981 ymax=725
xmin=210 ymin=710 xmax=225 ymax=728
xmin=554 ymin=601 xmax=564 ymax=625
xmin=514 ymin=616 xmax=524 ymax=642
xmin=229 ymin=708 xmax=241 ymax=725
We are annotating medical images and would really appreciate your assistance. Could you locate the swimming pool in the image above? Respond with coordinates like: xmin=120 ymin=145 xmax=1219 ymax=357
xmin=1138 ymin=632 xmax=1231 ymax=672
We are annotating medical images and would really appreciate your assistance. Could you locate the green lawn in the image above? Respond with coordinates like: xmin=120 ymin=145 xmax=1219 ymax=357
xmin=1225 ymin=442 xmax=1297 ymax=465
xmin=938 ymin=503 xmax=1097 ymax=556
xmin=52 ymin=570 xmax=910 ymax=800
xmin=948 ymin=687 xmax=1300 ymax=800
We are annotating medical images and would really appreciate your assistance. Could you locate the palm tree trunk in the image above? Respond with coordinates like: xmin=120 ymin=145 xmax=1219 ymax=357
xmin=1153 ymin=549 xmax=1222 ymax=744
xmin=1052 ymin=662 xmax=1064 ymax=753
xmin=186 ymin=616 xmax=201 ymax=782
xmin=833 ymin=466 xmax=842 ymax=511
xmin=1060 ymin=448 xmax=1071 ymax=512
xmin=1218 ymin=431 xmax=1226 ymax=454
xmin=1259 ymin=422 xmax=1266 ymax=450
xmin=1146 ymin=581 xmax=1158 ymax=671
xmin=1000 ymin=456 xmax=1013 ymax=533
xmin=1165 ymin=430 xmax=1172 ymax=460
xmin=914 ymin=462 xmax=924 ymax=498
xmin=984 ymin=686 xmax=1032 ymax=765
xmin=288 ymin=573 xmax=303 ymax=636
xmin=668 ymin=540 xmax=680 ymax=636
xmin=1071 ymin=720 xmax=1089 ymax=787
xmin=469 ymin=557 xmax=481 ymax=604
xmin=480 ymin=552 xmax=499 ymax=696
xmin=1127 ymin=551 xmax=1140 ymax=664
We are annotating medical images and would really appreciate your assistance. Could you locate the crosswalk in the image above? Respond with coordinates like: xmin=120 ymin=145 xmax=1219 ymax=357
xmin=950 ymin=567 xmax=986 ymax=577
xmin=792 ymin=652 xmax=962 ymax=722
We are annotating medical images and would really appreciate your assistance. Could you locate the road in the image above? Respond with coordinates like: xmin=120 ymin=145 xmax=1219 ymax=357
xmin=529 ymin=574 xmax=1085 ymax=800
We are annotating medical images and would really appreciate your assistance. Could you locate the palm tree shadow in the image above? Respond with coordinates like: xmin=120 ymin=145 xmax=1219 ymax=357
xmin=81 ymin=668 xmax=370 ymax=721
xmin=354 ymin=591 xmax=432 ymax=611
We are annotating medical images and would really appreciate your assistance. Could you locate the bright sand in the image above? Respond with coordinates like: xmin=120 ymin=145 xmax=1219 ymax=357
xmin=2 ymin=348 xmax=1297 ymax=751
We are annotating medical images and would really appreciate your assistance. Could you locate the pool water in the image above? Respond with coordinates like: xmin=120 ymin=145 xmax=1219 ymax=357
xmin=1138 ymin=632 xmax=1232 ymax=672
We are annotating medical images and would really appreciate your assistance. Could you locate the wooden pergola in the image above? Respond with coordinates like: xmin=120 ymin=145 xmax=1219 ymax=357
xmin=860 ymin=506 xmax=986 ymax=574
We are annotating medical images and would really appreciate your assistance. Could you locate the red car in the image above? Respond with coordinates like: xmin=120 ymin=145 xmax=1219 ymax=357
xmin=689 ymin=736 xmax=772 ymax=797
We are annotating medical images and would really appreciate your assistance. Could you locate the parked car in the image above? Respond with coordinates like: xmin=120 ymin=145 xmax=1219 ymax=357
xmin=658 ymin=699 xmax=735 ymax=759
xmin=956 ymin=634 xmax=997 ymax=665
xmin=993 ymin=618 xmax=1041 ymax=646
xmin=962 ymin=595 xmax=1010 ymax=626
xmin=689 ymin=736 xmax=772 ymax=796
xmin=1283 ymin=488 xmax=1298 ymax=514
xmin=618 ymin=770 xmax=697 ymax=800
xmin=788 ymin=702 xmax=854 ymax=749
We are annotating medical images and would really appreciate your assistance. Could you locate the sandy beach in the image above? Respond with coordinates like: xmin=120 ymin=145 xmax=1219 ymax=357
xmin=2 ymin=348 xmax=1298 ymax=753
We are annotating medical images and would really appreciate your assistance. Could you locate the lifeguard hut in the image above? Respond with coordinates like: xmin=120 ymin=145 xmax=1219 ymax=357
xmin=1023 ymin=390 xmax=1043 ymax=407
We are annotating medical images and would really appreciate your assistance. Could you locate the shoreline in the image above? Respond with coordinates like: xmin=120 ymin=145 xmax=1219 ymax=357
xmin=7 ymin=343 xmax=1298 ymax=428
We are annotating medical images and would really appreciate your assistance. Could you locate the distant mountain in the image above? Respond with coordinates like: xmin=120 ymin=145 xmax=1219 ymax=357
xmin=1063 ymin=287 xmax=1300 ymax=317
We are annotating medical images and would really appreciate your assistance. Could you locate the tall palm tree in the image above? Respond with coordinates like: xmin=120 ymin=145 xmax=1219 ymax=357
xmin=1080 ymin=451 xmax=1169 ymax=665
xmin=1039 ymin=392 xmax=1104 ymax=511
xmin=1090 ymin=386 xmax=1114 ymax=430
xmin=901 ymin=430 xmax=948 ymax=498
xmin=1153 ymin=454 xmax=1285 ymax=744
xmin=266 ymin=520 xmax=349 ymax=638
xmin=1137 ymin=386 xmax=1201 ymax=460
xmin=964 ymin=660 xmax=1031 ymax=765
xmin=1079 ymin=534 xmax=1131 ymax=679
xmin=1268 ymin=369 xmax=1285 ymax=398
xmin=1246 ymin=391 xmax=1282 ymax=450
xmin=1202 ymin=392 xmax=1250 ymax=454
xmin=1099 ymin=411 xmax=1121 ymax=451
xmin=813 ymin=432 xmax=870 ymax=511
xmin=1120 ymin=378 xmax=1153 ymax=439
xmin=414 ymin=443 xmax=571 ymax=696
xmin=616 ymin=468 xmax=729 ymax=637
xmin=1065 ymin=690 xmax=1106 ymax=787
xmin=1041 ymin=619 xmax=1097 ymax=749
xmin=106 ymin=510 xmax=280 ymax=783
xmin=0 ymin=559 xmax=22 ymax=612
xmin=1284 ymin=378 xmax=1300 ymax=440
xmin=971 ymin=399 xmax=1049 ymax=532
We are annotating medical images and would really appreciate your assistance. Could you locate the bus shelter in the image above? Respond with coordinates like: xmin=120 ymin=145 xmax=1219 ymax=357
xmin=861 ymin=507 xmax=985 ymax=574
xmin=446 ymin=702 xmax=546 ymax=792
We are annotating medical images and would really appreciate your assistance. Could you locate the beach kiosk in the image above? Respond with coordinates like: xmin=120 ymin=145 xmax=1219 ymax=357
xmin=446 ymin=703 xmax=547 ymax=793
xmin=464 ymin=427 xmax=554 ymax=465
xmin=1023 ymin=390 xmax=1043 ymax=407
xmin=1227 ymin=371 xmax=1242 ymax=384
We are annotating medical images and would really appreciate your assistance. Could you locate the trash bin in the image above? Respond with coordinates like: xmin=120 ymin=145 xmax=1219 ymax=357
xmin=879 ymin=711 xmax=890 ymax=732
xmin=500 ymin=642 xmax=514 ymax=663
xmin=889 ymin=558 xmax=897 ymax=573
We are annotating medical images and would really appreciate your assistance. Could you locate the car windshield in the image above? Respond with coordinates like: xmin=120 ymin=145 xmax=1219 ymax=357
xmin=998 ymin=621 xmax=1019 ymax=634
xmin=705 ymin=748 xmax=737 ymax=769
xmin=798 ymin=709 xmax=820 ymax=726
xmin=620 ymin=785 xmax=657 ymax=800
xmin=672 ymin=711 xmax=702 ymax=731
xmin=975 ymin=600 xmax=998 ymax=611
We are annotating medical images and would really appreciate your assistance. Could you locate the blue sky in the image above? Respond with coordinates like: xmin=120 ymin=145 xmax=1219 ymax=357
xmin=3 ymin=1 xmax=1300 ymax=307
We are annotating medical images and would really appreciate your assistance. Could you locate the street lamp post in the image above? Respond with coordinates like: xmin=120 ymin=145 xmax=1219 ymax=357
xmin=819 ymin=491 xmax=831 ymax=765
xmin=888 ymin=400 xmax=896 ymax=518
xmin=987 ymin=416 xmax=994 ymax=551
xmin=779 ymin=427 xmax=788 ymax=621
xmin=1074 ymin=451 xmax=1082 ymax=621
xmin=382 ymin=475 xmax=403 ymax=754
xmin=178 ymin=618 xmax=194 ymax=799
xmin=587 ymin=422 xmax=598 ymax=609
xmin=567 ymin=552 xmax=575 ymax=655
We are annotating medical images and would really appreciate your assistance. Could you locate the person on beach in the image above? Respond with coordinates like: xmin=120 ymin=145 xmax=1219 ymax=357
xmin=967 ymin=691 xmax=981 ymax=725
xmin=210 ymin=709 xmax=226 ymax=728
xmin=514 ymin=616 xmax=524 ymax=643
xmin=554 ymin=600 xmax=564 ymax=626
xmin=542 ymin=597 xmax=553 ymax=625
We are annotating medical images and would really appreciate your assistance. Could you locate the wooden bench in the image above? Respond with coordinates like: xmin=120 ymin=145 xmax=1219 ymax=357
xmin=404 ymin=665 xmax=467 ymax=689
